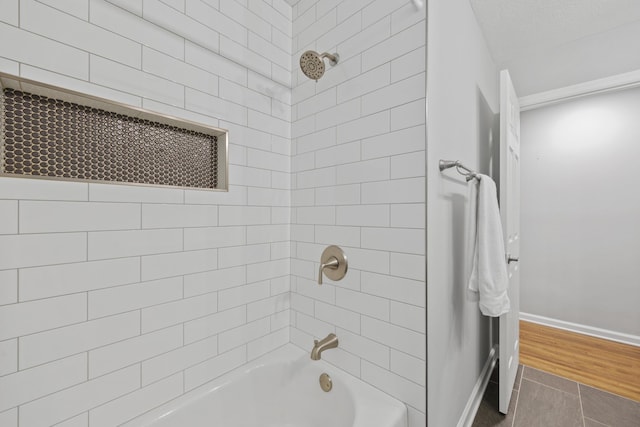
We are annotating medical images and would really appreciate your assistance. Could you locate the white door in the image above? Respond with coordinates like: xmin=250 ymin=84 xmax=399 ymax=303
xmin=499 ymin=69 xmax=521 ymax=414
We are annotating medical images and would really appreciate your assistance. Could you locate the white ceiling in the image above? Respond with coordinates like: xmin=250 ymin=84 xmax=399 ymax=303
xmin=470 ymin=0 xmax=640 ymax=62
xmin=284 ymin=0 xmax=640 ymax=66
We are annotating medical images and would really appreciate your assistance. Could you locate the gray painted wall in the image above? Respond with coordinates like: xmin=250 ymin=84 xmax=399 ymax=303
xmin=427 ymin=0 xmax=498 ymax=424
xmin=520 ymin=86 xmax=640 ymax=338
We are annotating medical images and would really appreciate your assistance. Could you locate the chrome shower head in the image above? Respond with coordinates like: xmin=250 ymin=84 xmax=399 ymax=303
xmin=300 ymin=50 xmax=339 ymax=81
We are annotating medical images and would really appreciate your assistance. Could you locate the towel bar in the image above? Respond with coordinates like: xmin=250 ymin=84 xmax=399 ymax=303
xmin=439 ymin=160 xmax=480 ymax=181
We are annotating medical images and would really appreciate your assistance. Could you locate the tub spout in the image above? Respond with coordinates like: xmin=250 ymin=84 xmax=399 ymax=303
xmin=310 ymin=333 xmax=338 ymax=360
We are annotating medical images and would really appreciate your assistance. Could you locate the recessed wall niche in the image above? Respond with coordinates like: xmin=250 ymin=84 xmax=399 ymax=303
xmin=0 ymin=73 xmax=228 ymax=191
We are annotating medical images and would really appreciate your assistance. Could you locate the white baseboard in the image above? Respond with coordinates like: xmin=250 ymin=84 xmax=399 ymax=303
xmin=520 ymin=312 xmax=640 ymax=347
xmin=456 ymin=346 xmax=497 ymax=427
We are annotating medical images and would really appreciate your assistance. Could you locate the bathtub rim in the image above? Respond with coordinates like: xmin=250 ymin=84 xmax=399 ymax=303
xmin=123 ymin=343 xmax=408 ymax=427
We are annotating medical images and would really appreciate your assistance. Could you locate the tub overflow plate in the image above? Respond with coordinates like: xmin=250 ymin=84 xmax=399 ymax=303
xmin=319 ymin=373 xmax=332 ymax=392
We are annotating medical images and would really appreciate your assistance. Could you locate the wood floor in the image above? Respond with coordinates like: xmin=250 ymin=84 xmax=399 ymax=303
xmin=519 ymin=320 xmax=640 ymax=402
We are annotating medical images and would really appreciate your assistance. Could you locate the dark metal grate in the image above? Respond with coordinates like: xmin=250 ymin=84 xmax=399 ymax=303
xmin=0 ymin=88 xmax=219 ymax=189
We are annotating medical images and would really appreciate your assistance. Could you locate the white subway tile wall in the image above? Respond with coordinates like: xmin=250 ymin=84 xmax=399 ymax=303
xmin=290 ymin=2 xmax=426 ymax=427
xmin=0 ymin=0 xmax=426 ymax=425
xmin=0 ymin=0 xmax=292 ymax=425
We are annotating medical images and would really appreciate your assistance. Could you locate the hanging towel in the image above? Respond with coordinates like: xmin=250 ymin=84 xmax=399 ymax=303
xmin=467 ymin=174 xmax=510 ymax=317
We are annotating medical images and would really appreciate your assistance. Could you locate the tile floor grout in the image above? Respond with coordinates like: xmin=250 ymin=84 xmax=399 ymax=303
xmin=578 ymin=381 xmax=586 ymax=427
xmin=473 ymin=363 xmax=640 ymax=427
xmin=522 ymin=377 xmax=577 ymax=396
xmin=509 ymin=385 xmax=519 ymax=427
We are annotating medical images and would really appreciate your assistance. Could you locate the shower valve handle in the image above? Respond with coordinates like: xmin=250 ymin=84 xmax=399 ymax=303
xmin=318 ymin=257 xmax=339 ymax=285
xmin=317 ymin=246 xmax=348 ymax=285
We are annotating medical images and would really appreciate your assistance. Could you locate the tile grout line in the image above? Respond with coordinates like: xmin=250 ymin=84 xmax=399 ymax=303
xmin=510 ymin=388 xmax=520 ymax=427
xmin=510 ymin=366 xmax=525 ymax=427
xmin=524 ymin=363 xmax=640 ymax=403
xmin=578 ymin=383 xmax=586 ymax=427
xmin=520 ymin=376 xmax=580 ymax=397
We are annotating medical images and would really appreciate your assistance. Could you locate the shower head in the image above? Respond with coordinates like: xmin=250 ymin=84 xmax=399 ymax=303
xmin=299 ymin=50 xmax=339 ymax=81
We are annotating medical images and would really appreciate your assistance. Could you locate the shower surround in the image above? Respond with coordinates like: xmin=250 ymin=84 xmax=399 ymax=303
xmin=0 ymin=0 xmax=425 ymax=426
xmin=290 ymin=0 xmax=426 ymax=425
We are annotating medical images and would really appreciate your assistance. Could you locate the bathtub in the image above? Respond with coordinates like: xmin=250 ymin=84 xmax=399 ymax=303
xmin=127 ymin=344 xmax=407 ymax=427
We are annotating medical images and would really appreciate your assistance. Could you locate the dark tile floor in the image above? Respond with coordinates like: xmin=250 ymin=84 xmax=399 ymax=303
xmin=473 ymin=364 xmax=640 ymax=427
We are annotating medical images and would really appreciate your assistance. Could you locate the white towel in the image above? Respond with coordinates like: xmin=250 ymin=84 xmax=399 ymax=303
xmin=467 ymin=174 xmax=510 ymax=317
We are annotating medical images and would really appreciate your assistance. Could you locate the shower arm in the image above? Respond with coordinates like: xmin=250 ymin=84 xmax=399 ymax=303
xmin=319 ymin=52 xmax=339 ymax=66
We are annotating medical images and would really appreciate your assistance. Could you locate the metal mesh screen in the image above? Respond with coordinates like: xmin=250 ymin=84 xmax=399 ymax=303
xmin=0 ymin=88 xmax=219 ymax=189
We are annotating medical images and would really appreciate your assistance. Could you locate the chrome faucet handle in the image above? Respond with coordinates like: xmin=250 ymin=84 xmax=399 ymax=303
xmin=317 ymin=245 xmax=348 ymax=285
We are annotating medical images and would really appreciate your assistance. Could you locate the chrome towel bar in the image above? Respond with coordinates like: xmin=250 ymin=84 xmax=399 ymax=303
xmin=439 ymin=160 xmax=480 ymax=182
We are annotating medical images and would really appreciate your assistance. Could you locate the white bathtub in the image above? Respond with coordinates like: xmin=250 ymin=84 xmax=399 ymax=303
xmin=127 ymin=344 xmax=407 ymax=427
